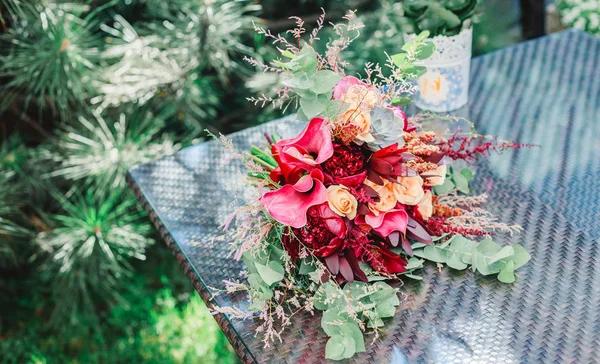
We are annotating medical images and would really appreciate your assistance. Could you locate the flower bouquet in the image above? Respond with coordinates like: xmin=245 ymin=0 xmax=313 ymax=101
xmin=215 ymin=11 xmax=530 ymax=361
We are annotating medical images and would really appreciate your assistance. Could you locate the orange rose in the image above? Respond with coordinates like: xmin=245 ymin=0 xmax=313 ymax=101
xmin=394 ymin=175 xmax=425 ymax=206
xmin=327 ymin=185 xmax=358 ymax=220
xmin=423 ymin=164 xmax=447 ymax=186
xmin=417 ymin=190 xmax=433 ymax=220
xmin=364 ymin=179 xmax=397 ymax=215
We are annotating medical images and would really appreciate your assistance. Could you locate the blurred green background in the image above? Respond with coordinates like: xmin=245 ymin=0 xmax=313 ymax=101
xmin=0 ymin=0 xmax=594 ymax=363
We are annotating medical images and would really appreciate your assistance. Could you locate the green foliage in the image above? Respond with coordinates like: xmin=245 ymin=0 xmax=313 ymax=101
xmin=433 ymin=166 xmax=474 ymax=195
xmin=276 ymin=45 xmax=342 ymax=120
xmin=314 ymin=281 xmax=400 ymax=360
xmin=402 ymin=0 xmax=481 ymax=37
xmin=35 ymin=186 xmax=154 ymax=323
xmin=0 ymin=2 xmax=102 ymax=117
xmin=390 ymin=30 xmax=433 ymax=79
xmin=0 ymin=245 xmax=237 ymax=363
xmin=42 ymin=110 xmax=180 ymax=188
xmin=556 ymin=0 xmax=600 ymax=37
xmin=412 ymin=235 xmax=531 ymax=283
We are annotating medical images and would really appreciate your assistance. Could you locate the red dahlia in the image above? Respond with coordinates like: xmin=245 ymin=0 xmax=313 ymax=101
xmin=322 ymin=143 xmax=368 ymax=180
xmin=287 ymin=204 xmax=346 ymax=258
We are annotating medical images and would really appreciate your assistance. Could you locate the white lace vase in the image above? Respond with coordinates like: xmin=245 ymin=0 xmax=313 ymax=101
xmin=404 ymin=28 xmax=472 ymax=112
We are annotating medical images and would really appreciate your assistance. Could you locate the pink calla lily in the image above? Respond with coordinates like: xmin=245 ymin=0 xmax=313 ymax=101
xmin=270 ymin=117 xmax=334 ymax=184
xmin=260 ymin=169 xmax=327 ymax=228
xmin=355 ymin=208 xmax=408 ymax=237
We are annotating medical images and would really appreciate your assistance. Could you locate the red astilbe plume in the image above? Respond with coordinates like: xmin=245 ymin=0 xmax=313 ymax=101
xmin=425 ymin=217 xmax=488 ymax=237
xmin=439 ymin=131 xmax=536 ymax=163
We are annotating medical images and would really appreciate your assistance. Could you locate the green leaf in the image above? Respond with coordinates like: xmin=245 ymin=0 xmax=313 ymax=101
xmin=282 ymin=74 xmax=314 ymax=90
xmin=460 ymin=167 xmax=475 ymax=181
xmin=325 ymin=335 xmax=345 ymax=360
xmin=404 ymin=65 xmax=428 ymax=78
xmin=341 ymin=323 xmax=365 ymax=353
xmin=310 ymin=70 xmax=342 ymax=95
xmin=421 ymin=245 xmax=447 ymax=263
xmin=368 ymin=316 xmax=385 ymax=328
xmin=375 ymin=301 xmax=396 ymax=318
xmin=341 ymin=335 xmax=356 ymax=359
xmin=391 ymin=53 xmax=408 ymax=68
xmin=452 ymin=168 xmax=470 ymax=194
xmin=488 ymin=246 xmax=515 ymax=264
xmin=254 ymin=261 xmax=284 ymax=286
xmin=281 ymin=49 xmax=296 ymax=58
xmin=411 ymin=242 xmax=428 ymax=249
xmin=391 ymin=96 xmax=412 ymax=106
xmin=512 ymin=245 xmax=531 ymax=269
xmin=433 ymin=178 xmax=455 ymax=195
xmin=415 ymin=41 xmax=435 ymax=60
xmin=447 ymin=252 xmax=468 ymax=270
xmin=404 ymin=273 xmax=423 ymax=280
xmin=406 ymin=257 xmax=424 ymax=270
xmin=299 ymin=257 xmax=316 ymax=275
xmin=416 ymin=30 xmax=431 ymax=40
xmin=498 ymin=260 xmax=516 ymax=283
xmin=300 ymin=93 xmax=330 ymax=119
xmin=322 ymin=308 xmax=345 ymax=336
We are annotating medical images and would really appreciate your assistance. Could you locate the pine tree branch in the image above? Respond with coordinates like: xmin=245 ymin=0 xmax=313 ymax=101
xmin=9 ymin=102 xmax=52 ymax=138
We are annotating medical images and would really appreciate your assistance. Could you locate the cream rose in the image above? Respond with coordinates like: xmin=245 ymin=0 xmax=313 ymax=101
xmin=327 ymin=185 xmax=358 ymax=220
xmin=345 ymin=84 xmax=380 ymax=108
xmin=423 ymin=164 xmax=447 ymax=186
xmin=394 ymin=175 xmax=425 ymax=206
xmin=364 ymin=179 xmax=397 ymax=215
xmin=417 ymin=190 xmax=433 ymax=220
xmin=338 ymin=108 xmax=374 ymax=143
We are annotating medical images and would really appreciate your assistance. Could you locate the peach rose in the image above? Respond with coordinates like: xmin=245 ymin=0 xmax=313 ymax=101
xmin=327 ymin=185 xmax=358 ymax=220
xmin=345 ymin=84 xmax=380 ymax=108
xmin=423 ymin=164 xmax=447 ymax=186
xmin=417 ymin=190 xmax=433 ymax=220
xmin=364 ymin=179 xmax=397 ymax=215
xmin=394 ymin=175 xmax=425 ymax=206
xmin=338 ymin=108 xmax=374 ymax=143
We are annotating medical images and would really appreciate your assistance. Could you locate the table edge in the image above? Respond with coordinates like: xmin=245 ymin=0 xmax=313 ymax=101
xmin=126 ymin=171 xmax=258 ymax=364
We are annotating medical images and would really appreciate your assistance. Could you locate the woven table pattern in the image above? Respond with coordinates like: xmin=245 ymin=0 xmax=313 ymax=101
xmin=128 ymin=30 xmax=600 ymax=363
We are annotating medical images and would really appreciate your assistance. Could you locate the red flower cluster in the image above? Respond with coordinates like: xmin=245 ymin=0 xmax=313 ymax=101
xmin=259 ymin=114 xmax=440 ymax=283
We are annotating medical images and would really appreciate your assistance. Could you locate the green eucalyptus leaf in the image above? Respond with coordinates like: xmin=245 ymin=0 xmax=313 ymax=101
xmin=433 ymin=178 xmax=455 ymax=195
xmin=404 ymin=273 xmax=423 ymax=280
xmin=282 ymin=73 xmax=314 ymax=90
xmin=255 ymin=261 xmax=284 ymax=286
xmin=325 ymin=335 xmax=345 ymax=360
xmin=299 ymin=257 xmax=317 ymax=275
xmin=498 ymin=260 xmax=516 ymax=283
xmin=447 ymin=252 xmax=468 ymax=270
xmin=341 ymin=323 xmax=365 ymax=353
xmin=322 ymin=308 xmax=345 ymax=336
xmin=311 ymin=70 xmax=342 ymax=94
xmin=300 ymin=93 xmax=330 ymax=119
xmin=512 ymin=245 xmax=531 ymax=269
xmin=420 ymin=245 xmax=447 ymax=263
xmin=406 ymin=257 xmax=424 ymax=270
xmin=488 ymin=246 xmax=515 ymax=264
xmin=460 ymin=167 xmax=475 ymax=181
xmin=452 ymin=168 xmax=470 ymax=194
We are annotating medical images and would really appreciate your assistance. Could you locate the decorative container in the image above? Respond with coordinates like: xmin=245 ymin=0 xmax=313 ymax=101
xmin=404 ymin=28 xmax=472 ymax=112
